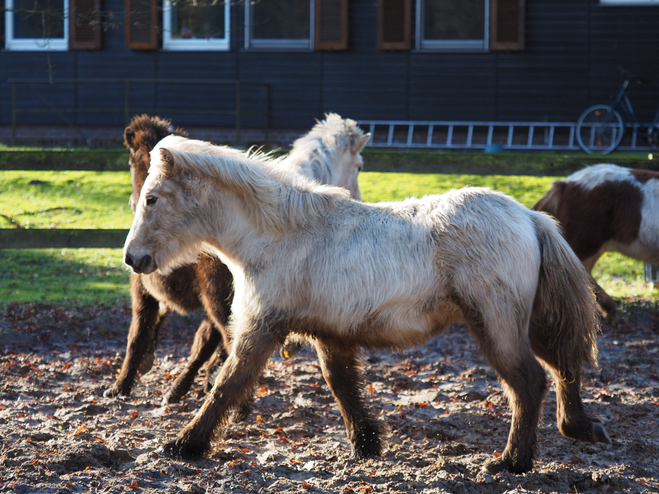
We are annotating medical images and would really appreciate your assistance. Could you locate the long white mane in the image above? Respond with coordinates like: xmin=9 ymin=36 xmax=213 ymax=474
xmin=282 ymin=113 xmax=366 ymax=184
xmin=151 ymin=135 xmax=350 ymax=236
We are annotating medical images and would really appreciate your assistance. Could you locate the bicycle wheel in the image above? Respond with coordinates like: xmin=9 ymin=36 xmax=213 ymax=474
xmin=576 ymin=104 xmax=624 ymax=155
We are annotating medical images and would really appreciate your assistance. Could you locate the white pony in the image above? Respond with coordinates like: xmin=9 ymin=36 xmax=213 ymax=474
xmin=124 ymin=136 xmax=609 ymax=474
xmin=280 ymin=112 xmax=369 ymax=200
xmin=105 ymin=113 xmax=369 ymax=409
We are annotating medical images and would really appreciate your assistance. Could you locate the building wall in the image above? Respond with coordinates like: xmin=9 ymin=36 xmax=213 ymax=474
xmin=1 ymin=0 xmax=658 ymax=131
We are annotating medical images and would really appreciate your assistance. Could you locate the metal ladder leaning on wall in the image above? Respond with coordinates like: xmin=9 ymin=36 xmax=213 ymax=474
xmin=358 ymin=120 xmax=658 ymax=151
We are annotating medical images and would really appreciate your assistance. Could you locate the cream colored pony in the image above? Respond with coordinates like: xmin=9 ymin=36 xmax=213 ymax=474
xmin=124 ymin=136 xmax=610 ymax=474
xmin=280 ymin=112 xmax=369 ymax=200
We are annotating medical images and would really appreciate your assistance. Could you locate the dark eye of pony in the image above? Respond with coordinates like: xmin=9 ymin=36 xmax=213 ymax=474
xmin=146 ymin=196 xmax=158 ymax=206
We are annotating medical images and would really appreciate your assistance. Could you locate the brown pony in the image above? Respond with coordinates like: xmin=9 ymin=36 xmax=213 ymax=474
xmin=534 ymin=163 xmax=659 ymax=322
xmin=105 ymin=114 xmax=369 ymax=408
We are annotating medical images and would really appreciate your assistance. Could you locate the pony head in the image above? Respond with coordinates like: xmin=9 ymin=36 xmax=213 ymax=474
xmin=289 ymin=113 xmax=370 ymax=200
xmin=123 ymin=114 xmax=188 ymax=213
xmin=124 ymin=136 xmax=216 ymax=275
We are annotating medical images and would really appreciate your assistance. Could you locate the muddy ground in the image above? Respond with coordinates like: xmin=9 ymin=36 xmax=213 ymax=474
xmin=0 ymin=300 xmax=658 ymax=494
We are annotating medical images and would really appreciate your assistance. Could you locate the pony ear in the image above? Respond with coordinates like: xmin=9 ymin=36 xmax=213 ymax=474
xmin=159 ymin=148 xmax=175 ymax=176
xmin=353 ymin=133 xmax=371 ymax=153
xmin=124 ymin=128 xmax=136 ymax=149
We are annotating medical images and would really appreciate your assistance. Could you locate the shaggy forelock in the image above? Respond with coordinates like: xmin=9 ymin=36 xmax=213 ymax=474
xmin=293 ymin=113 xmax=364 ymax=157
xmin=125 ymin=114 xmax=188 ymax=152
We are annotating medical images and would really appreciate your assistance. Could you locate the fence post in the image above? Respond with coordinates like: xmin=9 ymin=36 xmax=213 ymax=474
xmin=235 ymin=82 xmax=241 ymax=145
xmin=11 ymin=82 xmax=17 ymax=146
xmin=264 ymin=84 xmax=270 ymax=143
xmin=125 ymin=81 xmax=131 ymax=127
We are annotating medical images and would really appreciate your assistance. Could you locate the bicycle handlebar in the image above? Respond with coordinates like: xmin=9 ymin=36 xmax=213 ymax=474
xmin=617 ymin=66 xmax=649 ymax=85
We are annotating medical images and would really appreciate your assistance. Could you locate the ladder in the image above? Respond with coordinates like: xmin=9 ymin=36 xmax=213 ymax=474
xmin=358 ymin=120 xmax=657 ymax=152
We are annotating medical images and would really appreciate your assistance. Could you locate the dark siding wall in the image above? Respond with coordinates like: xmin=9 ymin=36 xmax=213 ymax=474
xmin=1 ymin=0 xmax=659 ymax=130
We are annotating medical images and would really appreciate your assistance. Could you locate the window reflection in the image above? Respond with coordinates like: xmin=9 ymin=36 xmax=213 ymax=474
xmin=170 ymin=0 xmax=226 ymax=40
xmin=252 ymin=0 xmax=310 ymax=40
xmin=423 ymin=0 xmax=485 ymax=41
xmin=14 ymin=0 xmax=65 ymax=39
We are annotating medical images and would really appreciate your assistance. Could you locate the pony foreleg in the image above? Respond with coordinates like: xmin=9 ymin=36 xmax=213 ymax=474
xmin=105 ymin=274 xmax=164 ymax=398
xmin=163 ymin=320 xmax=283 ymax=459
xmin=314 ymin=339 xmax=384 ymax=459
xmin=163 ymin=318 xmax=223 ymax=405
xmin=583 ymin=254 xmax=618 ymax=322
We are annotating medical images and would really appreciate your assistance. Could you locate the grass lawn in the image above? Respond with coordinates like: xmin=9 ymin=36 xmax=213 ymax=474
xmin=0 ymin=170 xmax=655 ymax=306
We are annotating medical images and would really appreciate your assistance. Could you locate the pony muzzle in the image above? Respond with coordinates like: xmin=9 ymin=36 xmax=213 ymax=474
xmin=124 ymin=250 xmax=156 ymax=274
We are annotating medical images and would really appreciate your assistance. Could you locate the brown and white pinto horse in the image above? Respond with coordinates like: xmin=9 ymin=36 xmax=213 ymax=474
xmin=124 ymin=135 xmax=609 ymax=474
xmin=105 ymin=114 xmax=369 ymax=408
xmin=534 ymin=163 xmax=659 ymax=322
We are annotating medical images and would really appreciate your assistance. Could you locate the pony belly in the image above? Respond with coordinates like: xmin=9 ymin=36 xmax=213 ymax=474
xmin=606 ymin=239 xmax=659 ymax=264
xmin=289 ymin=298 xmax=460 ymax=349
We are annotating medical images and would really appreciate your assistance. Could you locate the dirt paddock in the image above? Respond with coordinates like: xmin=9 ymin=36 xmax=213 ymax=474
xmin=1 ymin=300 xmax=658 ymax=493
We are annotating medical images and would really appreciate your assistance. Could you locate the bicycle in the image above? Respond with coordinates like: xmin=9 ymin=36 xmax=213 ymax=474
xmin=576 ymin=67 xmax=659 ymax=155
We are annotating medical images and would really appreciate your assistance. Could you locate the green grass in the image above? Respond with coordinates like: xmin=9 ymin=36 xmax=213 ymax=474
xmin=1 ymin=170 xmax=656 ymax=306
xmin=1 ymin=171 xmax=132 ymax=229
xmin=0 ymin=248 xmax=130 ymax=305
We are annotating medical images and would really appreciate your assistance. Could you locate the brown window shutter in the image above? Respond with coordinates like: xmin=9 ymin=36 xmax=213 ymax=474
xmin=490 ymin=0 xmax=525 ymax=51
xmin=125 ymin=0 xmax=159 ymax=50
xmin=377 ymin=0 xmax=410 ymax=50
xmin=70 ymin=0 xmax=102 ymax=50
xmin=315 ymin=0 xmax=348 ymax=50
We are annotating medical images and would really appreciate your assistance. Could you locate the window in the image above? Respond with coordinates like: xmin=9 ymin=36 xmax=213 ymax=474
xmin=416 ymin=0 xmax=489 ymax=51
xmin=377 ymin=0 xmax=524 ymax=51
xmin=600 ymin=0 xmax=659 ymax=4
xmin=5 ymin=0 xmax=69 ymax=50
xmin=244 ymin=0 xmax=348 ymax=51
xmin=246 ymin=0 xmax=312 ymax=49
xmin=162 ymin=0 xmax=229 ymax=51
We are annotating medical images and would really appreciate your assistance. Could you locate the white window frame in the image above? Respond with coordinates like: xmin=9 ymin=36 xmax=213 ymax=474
xmin=415 ymin=0 xmax=490 ymax=51
xmin=162 ymin=0 xmax=230 ymax=51
xmin=244 ymin=0 xmax=314 ymax=50
xmin=5 ymin=0 xmax=69 ymax=51
xmin=600 ymin=0 xmax=659 ymax=4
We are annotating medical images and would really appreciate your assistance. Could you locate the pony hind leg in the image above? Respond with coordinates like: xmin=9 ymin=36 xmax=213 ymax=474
xmin=313 ymin=338 xmax=383 ymax=459
xmin=104 ymin=274 xmax=165 ymax=398
xmin=486 ymin=349 xmax=548 ymax=474
xmin=163 ymin=316 xmax=285 ymax=459
xmin=454 ymin=295 xmax=547 ymax=474
xmin=529 ymin=322 xmax=611 ymax=446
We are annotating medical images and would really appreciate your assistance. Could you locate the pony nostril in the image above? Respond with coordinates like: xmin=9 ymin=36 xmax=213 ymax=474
xmin=125 ymin=253 xmax=134 ymax=267
xmin=139 ymin=255 xmax=153 ymax=271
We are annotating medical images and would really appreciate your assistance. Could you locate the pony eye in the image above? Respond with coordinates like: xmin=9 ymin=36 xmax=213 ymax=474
xmin=146 ymin=196 xmax=158 ymax=206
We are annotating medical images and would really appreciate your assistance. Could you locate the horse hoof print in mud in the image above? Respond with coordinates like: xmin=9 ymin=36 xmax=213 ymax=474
xmin=123 ymin=134 xmax=611 ymax=474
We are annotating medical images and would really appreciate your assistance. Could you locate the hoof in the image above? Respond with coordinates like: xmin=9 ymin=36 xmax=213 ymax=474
xmin=280 ymin=341 xmax=304 ymax=360
xmin=591 ymin=422 xmax=612 ymax=444
xmin=560 ymin=418 xmax=611 ymax=445
xmin=163 ymin=439 xmax=206 ymax=460
xmin=604 ymin=310 xmax=618 ymax=326
xmin=103 ymin=385 xmax=129 ymax=399
xmin=137 ymin=352 xmax=156 ymax=374
xmin=351 ymin=448 xmax=381 ymax=461
xmin=161 ymin=392 xmax=182 ymax=406
xmin=230 ymin=401 xmax=254 ymax=423
xmin=483 ymin=455 xmax=533 ymax=475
